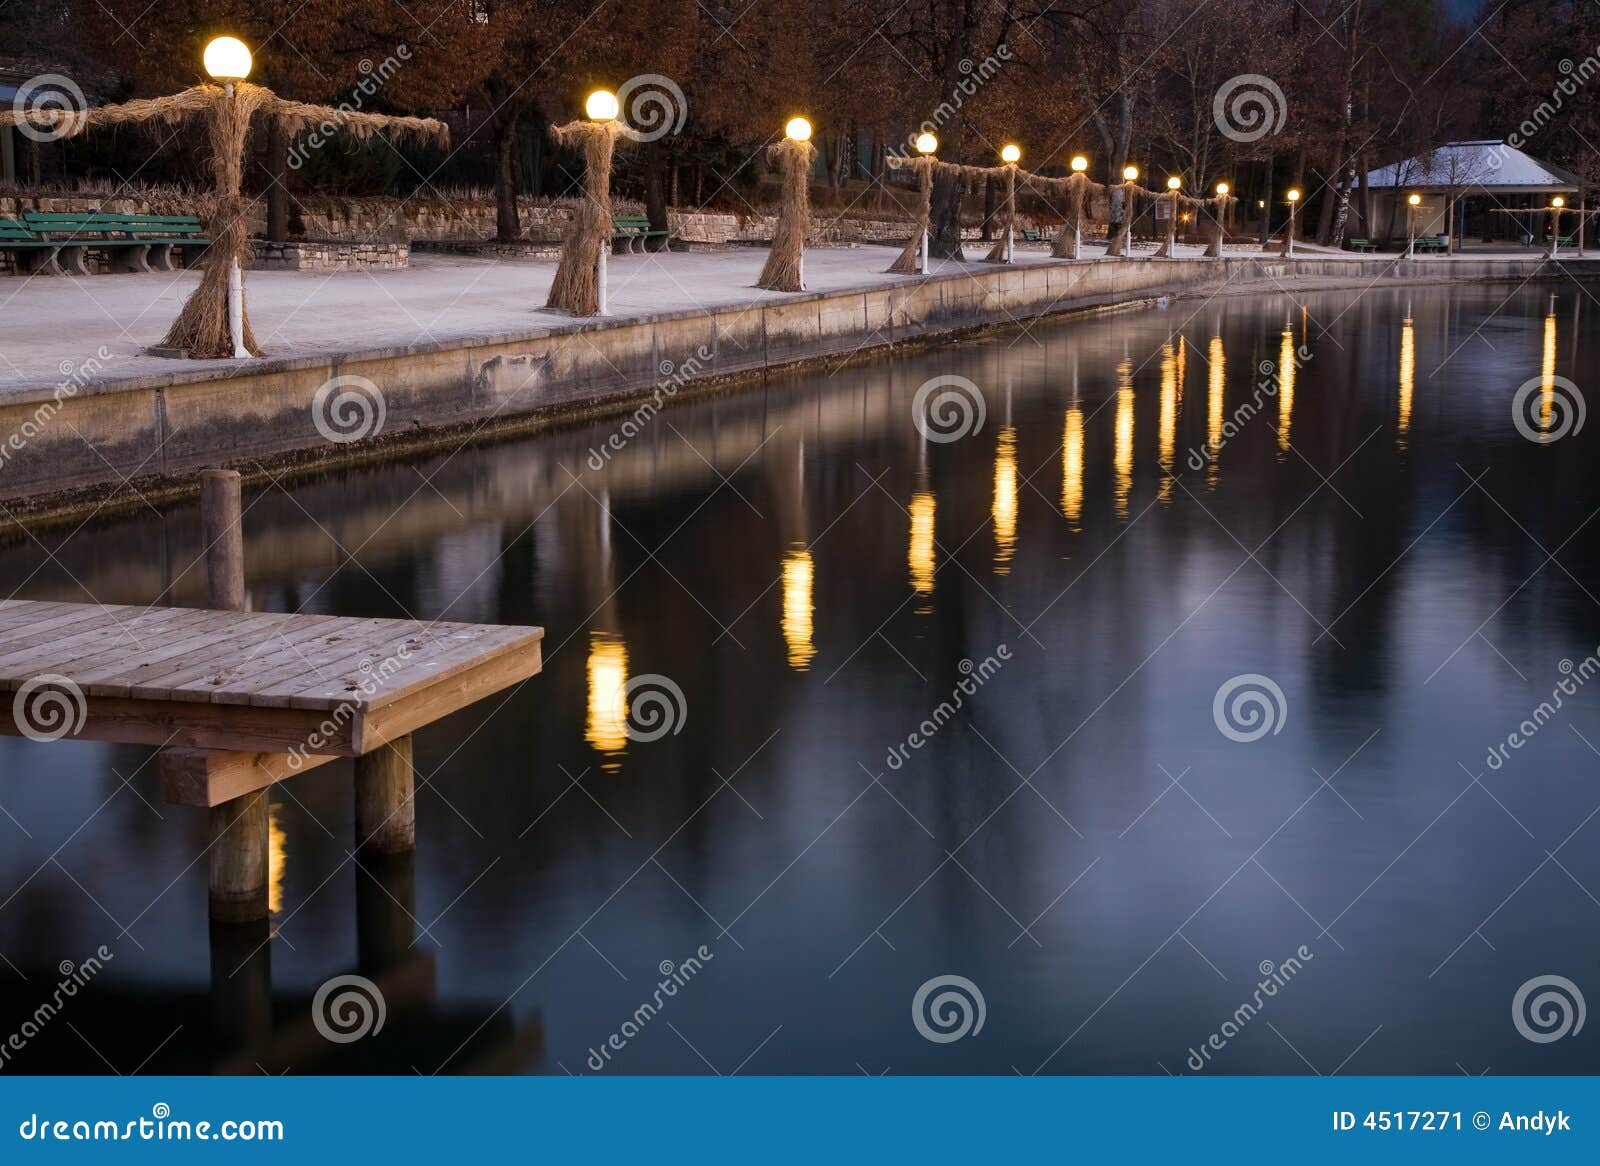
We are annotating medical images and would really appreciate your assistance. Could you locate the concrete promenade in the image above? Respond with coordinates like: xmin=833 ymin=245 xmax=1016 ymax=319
xmin=0 ymin=243 xmax=1589 ymax=515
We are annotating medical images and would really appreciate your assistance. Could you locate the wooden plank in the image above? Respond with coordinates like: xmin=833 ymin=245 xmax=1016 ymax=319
xmin=160 ymin=747 xmax=338 ymax=808
xmin=351 ymin=625 xmax=543 ymax=714
xmin=0 ymin=605 xmax=193 ymax=689
xmin=0 ymin=693 xmax=360 ymax=755
xmin=154 ymin=615 xmax=357 ymax=704
xmin=357 ymin=638 xmax=543 ymax=753
xmin=201 ymin=617 xmax=402 ymax=707
xmin=122 ymin=614 xmax=341 ymax=703
xmin=76 ymin=611 xmax=301 ymax=696
xmin=278 ymin=624 xmax=509 ymax=710
xmin=0 ymin=605 xmax=135 ymax=674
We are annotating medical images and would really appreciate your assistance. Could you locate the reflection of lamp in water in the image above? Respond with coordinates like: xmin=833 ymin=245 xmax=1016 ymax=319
xmin=267 ymin=800 xmax=286 ymax=915
xmin=1398 ymin=312 xmax=1415 ymax=443
xmin=1113 ymin=360 xmax=1134 ymax=517
xmin=908 ymin=491 xmax=936 ymax=600
xmin=1277 ymin=320 xmax=1296 ymax=453
xmin=781 ymin=545 xmax=816 ymax=670
xmin=1061 ymin=408 xmax=1084 ymax=529
xmin=1207 ymin=335 xmax=1225 ymax=487
xmin=1540 ymin=302 xmax=1558 ymax=428
xmin=585 ymin=633 xmax=629 ymax=765
xmin=992 ymin=427 xmax=1018 ymax=573
xmin=1158 ymin=343 xmax=1178 ymax=501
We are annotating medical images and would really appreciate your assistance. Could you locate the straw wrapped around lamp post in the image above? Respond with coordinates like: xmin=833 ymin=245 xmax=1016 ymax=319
xmin=0 ymin=40 xmax=447 ymax=359
xmin=887 ymin=134 xmax=940 ymax=274
xmin=983 ymin=144 xmax=1021 ymax=263
xmin=1105 ymin=166 xmax=1142 ymax=258
xmin=1206 ymin=184 xmax=1232 ymax=257
xmin=547 ymin=90 xmax=627 ymax=317
xmin=1054 ymin=160 xmax=1092 ymax=259
xmin=757 ymin=118 xmax=817 ymax=292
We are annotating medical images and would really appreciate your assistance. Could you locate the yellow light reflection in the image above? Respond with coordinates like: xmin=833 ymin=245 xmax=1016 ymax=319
xmin=267 ymin=800 xmax=286 ymax=915
xmin=1277 ymin=324 xmax=1296 ymax=453
xmin=585 ymin=633 xmax=629 ymax=766
xmin=1062 ymin=408 xmax=1084 ymax=529
xmin=1158 ymin=343 xmax=1177 ymax=502
xmin=909 ymin=491 xmax=936 ymax=599
xmin=993 ymin=427 xmax=1019 ymax=573
xmin=781 ymin=545 xmax=815 ymax=670
xmin=1207 ymin=336 xmax=1225 ymax=487
xmin=1540 ymin=308 xmax=1557 ymax=429
xmin=1113 ymin=360 xmax=1134 ymax=518
xmin=1398 ymin=315 xmax=1415 ymax=444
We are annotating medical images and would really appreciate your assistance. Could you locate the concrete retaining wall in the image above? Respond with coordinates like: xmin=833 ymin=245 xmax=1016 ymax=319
xmin=0 ymin=254 xmax=1588 ymax=512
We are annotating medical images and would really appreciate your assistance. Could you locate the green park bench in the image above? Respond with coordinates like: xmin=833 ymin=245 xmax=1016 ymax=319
xmin=1021 ymin=227 xmax=1043 ymax=242
xmin=1347 ymin=238 xmax=1376 ymax=252
xmin=611 ymin=213 xmax=674 ymax=253
xmin=18 ymin=211 xmax=208 ymax=275
xmin=1412 ymin=235 xmax=1447 ymax=253
xmin=0 ymin=218 xmax=62 ymax=274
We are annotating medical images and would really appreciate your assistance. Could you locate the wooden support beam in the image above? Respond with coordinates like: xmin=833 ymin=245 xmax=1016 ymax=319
xmin=355 ymin=735 xmax=415 ymax=856
xmin=161 ymin=747 xmax=337 ymax=808
xmin=208 ymin=790 xmax=269 ymax=922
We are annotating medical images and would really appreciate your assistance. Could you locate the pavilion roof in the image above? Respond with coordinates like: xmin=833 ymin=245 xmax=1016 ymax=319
xmin=1365 ymin=142 xmax=1579 ymax=192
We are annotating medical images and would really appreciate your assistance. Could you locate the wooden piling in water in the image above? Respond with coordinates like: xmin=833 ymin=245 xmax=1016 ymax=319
xmin=200 ymin=468 xmax=269 ymax=922
xmin=355 ymin=736 xmax=415 ymax=856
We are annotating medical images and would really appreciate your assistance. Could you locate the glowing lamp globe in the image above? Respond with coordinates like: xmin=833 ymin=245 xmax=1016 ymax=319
xmin=1287 ymin=189 xmax=1301 ymax=203
xmin=1122 ymin=165 xmax=1139 ymax=182
xmin=1552 ymin=196 xmax=1566 ymax=208
xmin=785 ymin=117 xmax=812 ymax=142
xmin=914 ymin=132 xmax=938 ymax=155
xmin=203 ymin=36 xmax=253 ymax=81
xmin=1070 ymin=155 xmax=1088 ymax=173
xmin=1215 ymin=182 xmax=1230 ymax=196
xmin=585 ymin=89 xmax=620 ymax=121
xmin=1407 ymin=193 xmax=1421 ymax=207
xmin=1001 ymin=143 xmax=1021 ymax=164
xmin=1166 ymin=176 xmax=1181 ymax=191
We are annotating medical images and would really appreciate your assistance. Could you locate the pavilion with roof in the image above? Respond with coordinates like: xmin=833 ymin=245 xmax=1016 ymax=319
xmin=1364 ymin=141 xmax=1580 ymax=248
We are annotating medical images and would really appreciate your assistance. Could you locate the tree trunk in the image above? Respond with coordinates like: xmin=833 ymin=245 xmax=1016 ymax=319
xmin=265 ymin=119 xmax=289 ymax=243
xmin=1258 ymin=154 xmax=1274 ymax=246
xmin=644 ymin=139 xmax=669 ymax=252
xmin=494 ymin=111 xmax=522 ymax=242
xmin=981 ymin=175 xmax=997 ymax=240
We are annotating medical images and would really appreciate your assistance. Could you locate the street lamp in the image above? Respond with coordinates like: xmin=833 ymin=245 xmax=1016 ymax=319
xmin=1550 ymin=195 xmax=1566 ymax=257
xmin=997 ymin=145 xmax=1021 ymax=262
xmin=1285 ymin=188 xmax=1301 ymax=258
xmin=1071 ymin=155 xmax=1088 ymax=173
xmin=1123 ymin=164 xmax=1139 ymax=182
xmin=912 ymin=132 xmax=938 ymax=271
xmin=1159 ymin=176 xmax=1181 ymax=258
xmin=584 ymin=88 xmax=620 ymax=121
xmin=915 ymin=132 xmax=938 ymax=155
xmin=784 ymin=116 xmax=812 ymax=142
xmin=1406 ymin=192 xmax=1421 ymax=259
xmin=1067 ymin=156 xmax=1089 ymax=259
xmin=1001 ymin=143 xmax=1021 ymax=164
xmin=205 ymin=36 xmax=254 ymax=358
xmin=1113 ymin=166 xmax=1139 ymax=258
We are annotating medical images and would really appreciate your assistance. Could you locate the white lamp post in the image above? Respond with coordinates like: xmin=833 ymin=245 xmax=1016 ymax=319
xmin=203 ymin=36 xmax=254 ymax=359
xmin=1070 ymin=155 xmax=1088 ymax=259
xmin=1120 ymin=164 xmax=1139 ymax=258
xmin=1405 ymin=192 xmax=1421 ymax=259
xmin=999 ymin=143 xmax=1020 ymax=262
xmin=1550 ymin=196 xmax=1565 ymax=258
xmin=785 ymin=117 xmax=812 ymax=286
xmin=1284 ymin=188 xmax=1301 ymax=258
xmin=584 ymin=89 xmax=620 ymax=314
xmin=914 ymin=132 xmax=938 ymax=273
xmin=1160 ymin=175 xmax=1181 ymax=258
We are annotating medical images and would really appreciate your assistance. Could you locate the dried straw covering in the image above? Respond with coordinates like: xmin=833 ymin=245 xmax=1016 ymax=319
xmin=885 ymin=155 xmax=937 ymax=274
xmin=757 ymin=138 xmax=816 ymax=292
xmin=983 ymin=166 xmax=1017 ymax=263
xmin=546 ymin=119 xmax=624 ymax=316
xmin=1 ymin=82 xmax=448 ymax=358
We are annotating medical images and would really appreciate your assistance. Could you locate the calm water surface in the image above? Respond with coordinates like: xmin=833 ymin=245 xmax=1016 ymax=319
xmin=3 ymin=282 xmax=1599 ymax=1075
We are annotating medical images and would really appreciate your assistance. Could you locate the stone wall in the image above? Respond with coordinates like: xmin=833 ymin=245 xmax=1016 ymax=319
xmin=250 ymin=241 xmax=409 ymax=272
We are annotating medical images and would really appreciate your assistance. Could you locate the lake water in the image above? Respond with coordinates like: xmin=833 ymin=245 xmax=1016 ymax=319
xmin=2 ymin=280 xmax=1598 ymax=1075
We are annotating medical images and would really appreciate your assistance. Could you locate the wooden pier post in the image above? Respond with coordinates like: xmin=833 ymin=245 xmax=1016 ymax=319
xmin=199 ymin=468 xmax=269 ymax=922
xmin=355 ymin=736 xmax=416 ymax=855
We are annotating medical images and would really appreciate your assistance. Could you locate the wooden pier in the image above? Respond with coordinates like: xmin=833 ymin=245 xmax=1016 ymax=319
xmin=0 ymin=472 xmax=543 ymax=921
